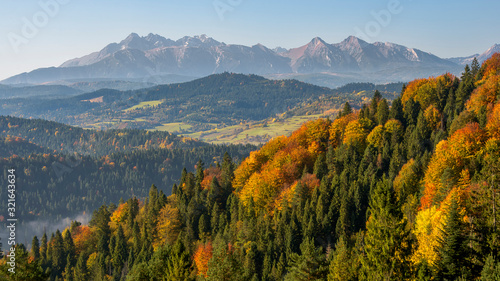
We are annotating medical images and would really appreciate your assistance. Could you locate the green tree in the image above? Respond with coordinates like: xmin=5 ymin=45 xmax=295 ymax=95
xmin=50 ymin=230 xmax=66 ymax=279
xmin=404 ymin=98 xmax=420 ymax=127
xmin=284 ymin=238 xmax=328 ymax=281
xmin=206 ymin=237 xmax=241 ymax=281
xmin=435 ymin=197 xmax=471 ymax=280
xmin=73 ymin=252 xmax=89 ymax=281
xmin=113 ymin=225 xmax=128 ymax=277
xmin=480 ymin=255 xmax=500 ymax=281
xmin=63 ymin=254 xmax=74 ymax=281
xmin=313 ymin=153 xmax=328 ymax=181
xmin=340 ymin=102 xmax=353 ymax=117
xmin=62 ymin=230 xmax=76 ymax=267
xmin=370 ymin=90 xmax=383 ymax=119
xmin=40 ymin=233 xmax=48 ymax=267
xmin=0 ymin=245 xmax=50 ymax=281
xmin=377 ymin=99 xmax=390 ymax=125
xmin=390 ymin=97 xmax=405 ymax=124
xmin=31 ymin=236 xmax=40 ymax=261
xmin=360 ymin=178 xmax=410 ymax=281
xmin=165 ymin=239 xmax=193 ymax=281
xmin=328 ymin=236 xmax=358 ymax=281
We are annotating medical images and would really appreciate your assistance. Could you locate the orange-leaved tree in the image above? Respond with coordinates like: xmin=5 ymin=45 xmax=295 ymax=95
xmin=193 ymin=242 xmax=213 ymax=277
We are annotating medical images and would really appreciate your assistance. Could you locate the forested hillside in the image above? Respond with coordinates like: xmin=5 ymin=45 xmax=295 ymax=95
xmin=0 ymin=145 xmax=253 ymax=222
xmin=0 ymin=135 xmax=50 ymax=157
xmin=3 ymin=55 xmax=500 ymax=280
xmin=0 ymin=74 xmax=400 ymax=140
xmin=0 ymin=116 xmax=205 ymax=156
xmin=0 ymin=117 xmax=255 ymax=242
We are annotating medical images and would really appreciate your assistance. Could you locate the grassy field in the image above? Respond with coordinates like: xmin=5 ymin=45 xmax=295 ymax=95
xmin=181 ymin=114 xmax=325 ymax=145
xmin=152 ymin=123 xmax=193 ymax=133
xmin=123 ymin=100 xmax=163 ymax=112
xmin=85 ymin=117 xmax=150 ymax=130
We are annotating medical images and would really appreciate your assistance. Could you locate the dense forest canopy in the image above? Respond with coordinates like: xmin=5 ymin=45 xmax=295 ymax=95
xmin=0 ymin=118 xmax=256 ymax=238
xmin=2 ymin=55 xmax=500 ymax=280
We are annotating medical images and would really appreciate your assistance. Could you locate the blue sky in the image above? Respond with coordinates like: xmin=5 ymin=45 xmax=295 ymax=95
xmin=1 ymin=0 xmax=499 ymax=80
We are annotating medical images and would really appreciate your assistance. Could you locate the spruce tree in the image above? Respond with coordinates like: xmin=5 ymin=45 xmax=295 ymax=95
xmin=360 ymin=178 xmax=409 ymax=281
xmin=63 ymin=254 xmax=74 ymax=281
xmin=389 ymin=97 xmax=405 ymax=124
xmin=221 ymin=152 xmax=234 ymax=190
xmin=377 ymin=99 xmax=390 ymax=125
xmin=370 ymin=90 xmax=382 ymax=120
xmin=51 ymin=230 xmax=66 ymax=278
xmin=471 ymin=57 xmax=480 ymax=78
xmin=40 ymin=233 xmax=48 ymax=267
xmin=328 ymin=236 xmax=358 ymax=281
xmin=313 ymin=153 xmax=328 ymax=181
xmin=341 ymin=102 xmax=353 ymax=117
xmin=404 ymin=98 xmax=420 ymax=127
xmin=435 ymin=197 xmax=471 ymax=280
xmin=113 ymin=225 xmax=128 ymax=275
xmin=480 ymin=255 xmax=500 ymax=281
xmin=31 ymin=236 xmax=40 ymax=261
xmin=73 ymin=252 xmax=89 ymax=281
xmin=62 ymin=230 xmax=76 ymax=267
xmin=165 ymin=239 xmax=193 ymax=280
xmin=284 ymin=238 xmax=328 ymax=281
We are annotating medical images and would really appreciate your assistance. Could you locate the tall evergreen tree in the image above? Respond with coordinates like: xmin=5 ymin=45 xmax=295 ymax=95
xmin=341 ymin=102 xmax=353 ymax=117
xmin=40 ymin=233 xmax=48 ymax=267
xmin=50 ymin=230 xmax=66 ymax=279
xmin=113 ymin=225 xmax=128 ymax=277
xmin=63 ymin=254 xmax=74 ymax=281
xmin=360 ymin=178 xmax=410 ymax=281
xmin=73 ymin=252 xmax=89 ymax=281
xmin=389 ymin=97 xmax=405 ymax=124
xmin=377 ymin=99 xmax=390 ymax=125
xmin=165 ymin=239 xmax=193 ymax=281
xmin=435 ymin=197 xmax=471 ymax=280
xmin=31 ymin=236 xmax=40 ymax=261
xmin=284 ymin=238 xmax=328 ymax=281
xmin=313 ymin=153 xmax=328 ymax=181
xmin=62 ymin=230 xmax=76 ymax=267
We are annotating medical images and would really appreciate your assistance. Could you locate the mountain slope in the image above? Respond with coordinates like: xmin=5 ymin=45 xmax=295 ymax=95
xmin=1 ymin=34 xmax=471 ymax=85
xmin=0 ymin=84 xmax=83 ymax=99
xmin=447 ymin=43 xmax=500 ymax=65
xmin=284 ymin=36 xmax=458 ymax=74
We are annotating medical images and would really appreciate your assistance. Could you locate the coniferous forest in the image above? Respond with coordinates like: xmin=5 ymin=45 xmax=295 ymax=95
xmin=1 ymin=54 xmax=500 ymax=281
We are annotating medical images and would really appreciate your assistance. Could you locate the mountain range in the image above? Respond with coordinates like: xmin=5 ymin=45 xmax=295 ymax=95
xmin=448 ymin=43 xmax=500 ymax=65
xmin=2 ymin=33 xmax=497 ymax=87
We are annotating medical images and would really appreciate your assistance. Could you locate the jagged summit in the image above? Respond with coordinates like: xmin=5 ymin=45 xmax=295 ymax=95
xmin=2 ymin=34 xmax=484 ymax=85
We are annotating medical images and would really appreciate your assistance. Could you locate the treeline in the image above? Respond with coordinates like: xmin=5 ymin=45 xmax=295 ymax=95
xmin=4 ymin=56 xmax=500 ymax=280
xmin=0 ymin=73 xmax=335 ymax=126
xmin=333 ymin=82 xmax=405 ymax=95
xmin=0 ymin=115 xmax=205 ymax=156
xmin=0 ymin=135 xmax=50 ymax=158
